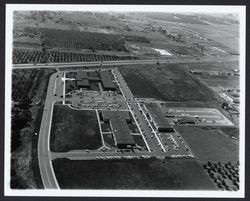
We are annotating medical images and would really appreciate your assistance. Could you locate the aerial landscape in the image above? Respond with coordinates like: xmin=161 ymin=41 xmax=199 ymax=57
xmin=10 ymin=8 xmax=241 ymax=193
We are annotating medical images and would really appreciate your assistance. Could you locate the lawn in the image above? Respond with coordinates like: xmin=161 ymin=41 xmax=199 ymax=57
xmin=52 ymin=158 xmax=216 ymax=190
xmin=132 ymin=135 xmax=147 ymax=150
xmin=65 ymin=80 xmax=77 ymax=94
xmin=120 ymin=64 xmax=217 ymax=102
xmin=50 ymin=105 xmax=102 ymax=152
xmin=103 ymin=133 xmax=115 ymax=148
xmin=174 ymin=126 xmax=239 ymax=162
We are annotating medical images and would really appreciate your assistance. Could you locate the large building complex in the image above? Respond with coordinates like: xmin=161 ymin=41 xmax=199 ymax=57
xmin=74 ymin=70 xmax=117 ymax=91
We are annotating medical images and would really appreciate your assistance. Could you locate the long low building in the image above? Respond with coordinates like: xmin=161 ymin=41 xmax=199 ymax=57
xmin=99 ymin=70 xmax=116 ymax=91
xmin=102 ymin=111 xmax=135 ymax=149
xmin=77 ymin=79 xmax=90 ymax=88
xmin=146 ymin=103 xmax=173 ymax=132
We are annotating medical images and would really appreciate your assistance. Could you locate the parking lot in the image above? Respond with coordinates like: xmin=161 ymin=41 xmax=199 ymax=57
xmin=164 ymin=107 xmax=234 ymax=126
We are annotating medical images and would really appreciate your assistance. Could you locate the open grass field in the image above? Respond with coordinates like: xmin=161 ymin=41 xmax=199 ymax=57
xmin=186 ymin=61 xmax=239 ymax=71
xmin=52 ymin=158 xmax=216 ymax=190
xmin=174 ymin=126 xmax=239 ymax=162
xmin=120 ymin=64 xmax=217 ymax=102
xmin=120 ymin=71 xmax=163 ymax=100
xmin=220 ymin=127 xmax=240 ymax=139
xmin=50 ymin=105 xmax=102 ymax=152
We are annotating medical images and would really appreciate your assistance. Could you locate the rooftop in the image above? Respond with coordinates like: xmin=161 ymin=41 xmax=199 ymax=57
xmin=77 ymin=79 xmax=89 ymax=87
xmin=146 ymin=103 xmax=171 ymax=128
xmin=102 ymin=111 xmax=135 ymax=145
xmin=99 ymin=70 xmax=116 ymax=89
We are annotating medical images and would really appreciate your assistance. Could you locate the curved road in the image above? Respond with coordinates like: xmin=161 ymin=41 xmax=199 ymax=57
xmin=38 ymin=72 xmax=60 ymax=189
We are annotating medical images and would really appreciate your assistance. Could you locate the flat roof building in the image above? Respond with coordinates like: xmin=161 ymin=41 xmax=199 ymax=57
xmin=99 ymin=71 xmax=116 ymax=91
xmin=77 ymin=79 xmax=90 ymax=88
xmin=102 ymin=111 xmax=135 ymax=148
xmin=146 ymin=103 xmax=173 ymax=132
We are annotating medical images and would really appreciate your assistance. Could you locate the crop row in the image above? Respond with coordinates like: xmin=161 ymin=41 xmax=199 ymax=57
xmin=14 ymin=41 xmax=41 ymax=48
xmin=24 ymin=27 xmax=149 ymax=52
xmin=12 ymin=49 xmax=138 ymax=64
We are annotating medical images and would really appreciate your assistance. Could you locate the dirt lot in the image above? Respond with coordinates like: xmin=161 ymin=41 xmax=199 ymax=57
xmin=52 ymin=158 xmax=216 ymax=190
xmin=120 ymin=64 xmax=217 ymax=102
xmin=50 ymin=106 xmax=102 ymax=152
xmin=174 ymin=126 xmax=239 ymax=162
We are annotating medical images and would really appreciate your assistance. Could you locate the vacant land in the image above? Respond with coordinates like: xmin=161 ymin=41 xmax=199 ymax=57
xmin=220 ymin=127 xmax=240 ymax=139
xmin=174 ymin=126 xmax=239 ymax=162
xmin=120 ymin=64 xmax=217 ymax=102
xmin=52 ymin=158 xmax=216 ymax=190
xmin=50 ymin=106 xmax=102 ymax=152
xmin=187 ymin=62 xmax=240 ymax=90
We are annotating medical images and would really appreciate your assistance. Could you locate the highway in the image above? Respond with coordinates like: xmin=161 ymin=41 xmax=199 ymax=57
xmin=12 ymin=56 xmax=238 ymax=69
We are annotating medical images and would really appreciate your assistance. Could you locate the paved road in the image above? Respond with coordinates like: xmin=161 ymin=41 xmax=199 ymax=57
xmin=50 ymin=150 xmax=176 ymax=160
xmin=38 ymin=72 xmax=62 ymax=189
xmin=12 ymin=56 xmax=238 ymax=69
xmin=112 ymin=68 xmax=165 ymax=153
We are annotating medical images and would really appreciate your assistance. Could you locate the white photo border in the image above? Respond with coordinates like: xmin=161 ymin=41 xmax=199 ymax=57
xmin=5 ymin=4 xmax=246 ymax=198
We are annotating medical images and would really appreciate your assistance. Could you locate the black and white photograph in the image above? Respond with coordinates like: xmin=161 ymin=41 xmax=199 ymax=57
xmin=4 ymin=4 xmax=245 ymax=197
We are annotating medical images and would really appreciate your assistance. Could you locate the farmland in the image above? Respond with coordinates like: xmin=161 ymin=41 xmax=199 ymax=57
xmin=203 ymin=161 xmax=239 ymax=191
xmin=50 ymin=105 xmax=102 ymax=152
xmin=120 ymin=64 xmax=217 ymax=102
xmin=16 ymin=27 xmax=150 ymax=52
xmin=52 ymin=158 xmax=216 ymax=190
xmin=12 ymin=48 xmax=137 ymax=64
